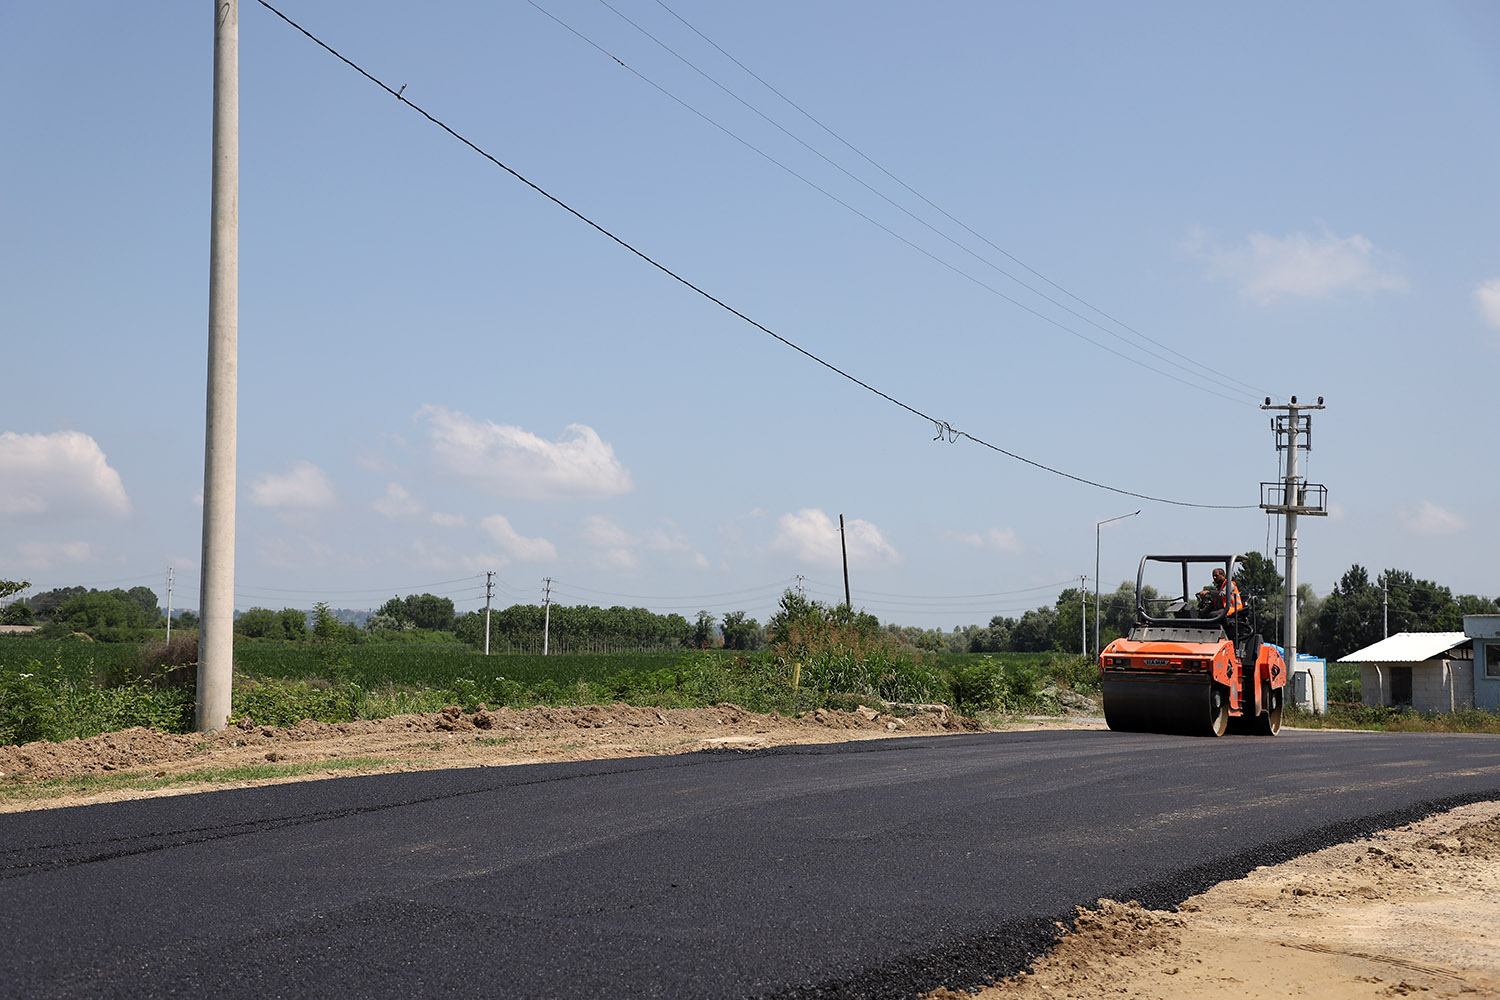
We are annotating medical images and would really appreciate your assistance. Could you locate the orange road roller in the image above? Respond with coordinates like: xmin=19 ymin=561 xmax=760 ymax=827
xmin=1100 ymin=554 xmax=1285 ymax=736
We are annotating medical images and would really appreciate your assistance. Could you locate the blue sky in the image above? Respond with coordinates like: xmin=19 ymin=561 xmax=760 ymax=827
xmin=2 ymin=1 xmax=1498 ymax=629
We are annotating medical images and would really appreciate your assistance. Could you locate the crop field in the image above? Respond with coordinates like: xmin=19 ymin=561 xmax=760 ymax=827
xmin=230 ymin=643 xmax=694 ymax=689
xmin=0 ymin=637 xmax=142 ymax=682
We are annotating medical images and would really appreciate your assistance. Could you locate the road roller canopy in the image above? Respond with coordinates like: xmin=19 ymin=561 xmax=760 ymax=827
xmin=1134 ymin=553 xmax=1247 ymax=631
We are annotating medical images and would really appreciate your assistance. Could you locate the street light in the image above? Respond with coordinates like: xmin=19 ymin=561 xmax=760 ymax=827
xmin=1095 ymin=510 xmax=1140 ymax=658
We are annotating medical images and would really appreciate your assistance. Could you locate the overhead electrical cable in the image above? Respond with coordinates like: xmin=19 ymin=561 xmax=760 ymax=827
xmin=254 ymin=1 xmax=1255 ymax=510
xmin=646 ymin=0 xmax=1278 ymax=403
xmin=593 ymin=0 xmax=1263 ymax=405
xmin=548 ymin=579 xmax=794 ymax=601
xmin=533 ymin=0 xmax=1254 ymax=406
xmin=232 ymin=573 xmax=486 ymax=598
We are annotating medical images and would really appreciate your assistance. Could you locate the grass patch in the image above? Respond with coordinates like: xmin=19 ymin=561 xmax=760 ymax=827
xmin=1289 ymin=704 xmax=1500 ymax=734
xmin=0 ymin=756 xmax=395 ymax=805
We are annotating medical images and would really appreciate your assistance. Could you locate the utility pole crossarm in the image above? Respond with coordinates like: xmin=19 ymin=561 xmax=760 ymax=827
xmin=1260 ymin=395 xmax=1328 ymax=672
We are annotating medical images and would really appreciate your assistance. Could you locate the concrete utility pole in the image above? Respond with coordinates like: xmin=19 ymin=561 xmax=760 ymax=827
xmin=542 ymin=578 xmax=552 ymax=656
xmin=165 ymin=567 xmax=174 ymax=645
xmin=484 ymin=571 xmax=494 ymax=655
xmin=1260 ymin=396 xmax=1328 ymax=672
xmin=197 ymin=0 xmax=238 ymax=732
xmin=1080 ymin=575 xmax=1088 ymax=657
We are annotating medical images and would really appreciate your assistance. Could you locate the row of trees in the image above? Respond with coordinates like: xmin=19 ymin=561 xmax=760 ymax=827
xmin=452 ymin=604 xmax=766 ymax=653
xmin=914 ymin=554 xmax=1496 ymax=662
xmin=5 ymin=563 xmax=1494 ymax=662
xmin=0 ymin=582 xmax=177 ymax=641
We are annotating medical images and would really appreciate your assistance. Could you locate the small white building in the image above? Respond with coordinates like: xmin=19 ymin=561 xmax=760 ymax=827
xmin=1339 ymin=632 xmax=1473 ymax=712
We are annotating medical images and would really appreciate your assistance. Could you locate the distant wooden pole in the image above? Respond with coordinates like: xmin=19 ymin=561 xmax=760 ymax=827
xmin=839 ymin=514 xmax=851 ymax=609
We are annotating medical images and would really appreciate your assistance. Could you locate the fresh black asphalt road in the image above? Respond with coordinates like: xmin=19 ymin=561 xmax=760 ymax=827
xmin=5 ymin=728 xmax=1500 ymax=1000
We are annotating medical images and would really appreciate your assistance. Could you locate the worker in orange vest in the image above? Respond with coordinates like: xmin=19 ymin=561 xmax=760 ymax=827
xmin=1200 ymin=567 xmax=1243 ymax=632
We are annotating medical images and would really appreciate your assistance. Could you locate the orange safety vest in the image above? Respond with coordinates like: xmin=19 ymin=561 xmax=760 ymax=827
xmin=1221 ymin=580 xmax=1243 ymax=616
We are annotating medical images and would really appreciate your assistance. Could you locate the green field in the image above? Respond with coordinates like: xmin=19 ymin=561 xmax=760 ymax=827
xmin=230 ymin=643 xmax=693 ymax=689
xmin=0 ymin=636 xmax=143 ymax=681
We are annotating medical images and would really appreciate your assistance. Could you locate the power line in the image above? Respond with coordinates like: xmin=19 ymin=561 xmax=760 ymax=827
xmin=533 ymin=0 xmax=1256 ymax=406
xmin=547 ymin=578 xmax=793 ymax=601
xmin=645 ymin=0 xmax=1277 ymax=406
xmin=254 ymin=0 xmax=1256 ymax=511
xmin=589 ymin=0 xmax=1264 ymax=406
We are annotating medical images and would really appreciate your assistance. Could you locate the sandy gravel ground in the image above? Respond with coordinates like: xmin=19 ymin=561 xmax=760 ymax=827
xmin=3 ymin=706 xmax=1498 ymax=997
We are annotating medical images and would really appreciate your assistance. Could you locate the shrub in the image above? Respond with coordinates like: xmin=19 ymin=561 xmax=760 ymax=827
xmin=232 ymin=678 xmax=359 ymax=727
xmin=0 ymin=658 xmax=194 ymax=745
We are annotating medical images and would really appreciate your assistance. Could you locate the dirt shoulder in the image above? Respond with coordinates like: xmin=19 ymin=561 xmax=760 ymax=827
xmin=0 ymin=701 xmax=993 ymax=812
xmin=4 ymin=708 xmax=1498 ymax=998
xmin=941 ymin=799 xmax=1500 ymax=999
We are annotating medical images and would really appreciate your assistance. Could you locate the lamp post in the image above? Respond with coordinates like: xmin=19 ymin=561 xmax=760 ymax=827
xmin=1095 ymin=510 xmax=1140 ymax=658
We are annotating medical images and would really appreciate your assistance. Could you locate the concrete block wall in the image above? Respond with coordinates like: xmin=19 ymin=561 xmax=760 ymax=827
xmin=1361 ymin=660 xmax=1473 ymax=711
xmin=1411 ymin=660 xmax=1473 ymax=712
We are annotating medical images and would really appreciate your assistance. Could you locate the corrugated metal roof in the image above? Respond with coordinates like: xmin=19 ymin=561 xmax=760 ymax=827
xmin=1338 ymin=632 xmax=1470 ymax=663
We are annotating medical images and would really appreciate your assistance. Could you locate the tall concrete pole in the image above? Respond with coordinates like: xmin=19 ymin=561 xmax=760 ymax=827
xmin=1261 ymin=396 xmax=1326 ymax=674
xmin=1283 ymin=414 xmax=1300 ymax=670
xmin=197 ymin=0 xmax=238 ymax=732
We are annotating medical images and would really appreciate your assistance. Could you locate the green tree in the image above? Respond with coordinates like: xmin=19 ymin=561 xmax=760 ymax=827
xmin=1459 ymin=594 xmax=1500 ymax=616
xmin=691 ymin=610 xmax=718 ymax=649
xmin=1379 ymin=570 xmax=1460 ymax=634
xmin=28 ymin=586 xmax=86 ymax=620
xmin=1011 ymin=606 xmax=1059 ymax=652
xmin=1311 ymin=565 xmax=1381 ymax=659
xmin=403 ymin=593 xmax=456 ymax=631
xmin=767 ymin=590 xmax=820 ymax=646
xmin=312 ymin=601 xmax=342 ymax=641
xmin=124 ymin=585 xmax=163 ymax=623
xmin=45 ymin=590 xmax=155 ymax=640
xmin=0 ymin=579 xmax=29 ymax=602
xmin=720 ymin=610 xmax=763 ymax=651
xmin=2 ymin=601 xmax=35 ymax=625
xmin=235 ymin=607 xmax=283 ymax=639
xmin=1052 ymin=587 xmax=1090 ymax=655
xmin=279 ymin=607 xmax=308 ymax=639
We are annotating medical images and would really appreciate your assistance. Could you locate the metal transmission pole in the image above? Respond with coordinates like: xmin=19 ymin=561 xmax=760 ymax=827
xmin=484 ymin=572 xmax=494 ymax=656
xmin=1260 ymin=396 xmax=1328 ymax=672
xmin=165 ymin=567 xmax=174 ymax=645
xmin=197 ymin=0 xmax=238 ymax=732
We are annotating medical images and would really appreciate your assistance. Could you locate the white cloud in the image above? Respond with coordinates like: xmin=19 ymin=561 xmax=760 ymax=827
xmin=579 ymin=515 xmax=703 ymax=571
xmin=256 ymin=536 xmax=335 ymax=571
xmin=249 ymin=461 xmax=337 ymax=511
xmin=1191 ymin=227 xmax=1407 ymax=304
xmin=1400 ymin=500 xmax=1466 ymax=536
xmin=582 ymin=515 xmax=632 ymax=548
xmin=430 ymin=511 xmax=467 ymax=528
xmin=1476 ymin=277 xmax=1500 ymax=331
xmin=772 ymin=508 xmax=899 ymax=569
xmin=418 ymin=405 xmax=632 ymax=500
xmin=372 ymin=482 xmax=424 ymax=518
xmin=948 ymin=527 xmax=1022 ymax=553
xmin=0 ymin=430 xmax=130 ymax=520
xmin=13 ymin=540 xmax=95 ymax=572
xmin=481 ymin=514 xmax=557 ymax=562
xmin=599 ymin=547 xmax=638 ymax=571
